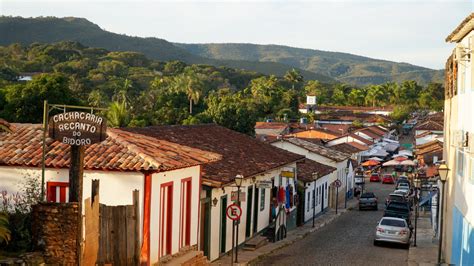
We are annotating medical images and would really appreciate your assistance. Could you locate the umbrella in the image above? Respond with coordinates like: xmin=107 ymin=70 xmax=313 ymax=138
xmin=362 ymin=160 xmax=380 ymax=166
xmin=382 ymin=160 xmax=401 ymax=166
xmin=368 ymin=157 xmax=383 ymax=161
xmin=394 ymin=156 xmax=408 ymax=162
xmin=401 ymin=160 xmax=416 ymax=166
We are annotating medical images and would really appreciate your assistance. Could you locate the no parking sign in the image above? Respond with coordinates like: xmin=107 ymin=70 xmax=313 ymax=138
xmin=226 ymin=204 xmax=242 ymax=221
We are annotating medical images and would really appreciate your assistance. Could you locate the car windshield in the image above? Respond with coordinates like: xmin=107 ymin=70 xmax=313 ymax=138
xmin=381 ymin=219 xmax=406 ymax=227
xmin=361 ymin=193 xmax=375 ymax=198
xmin=387 ymin=203 xmax=409 ymax=211
xmin=389 ymin=195 xmax=404 ymax=201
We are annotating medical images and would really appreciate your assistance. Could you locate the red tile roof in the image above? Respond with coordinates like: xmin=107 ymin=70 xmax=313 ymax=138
xmin=121 ymin=124 xmax=305 ymax=186
xmin=415 ymin=120 xmax=444 ymax=131
xmin=255 ymin=122 xmax=288 ymax=130
xmin=282 ymin=138 xmax=350 ymax=162
xmin=0 ymin=123 xmax=220 ymax=172
xmin=330 ymin=143 xmax=362 ymax=154
xmin=297 ymin=159 xmax=336 ymax=183
xmin=345 ymin=142 xmax=369 ymax=151
xmin=354 ymin=128 xmax=383 ymax=139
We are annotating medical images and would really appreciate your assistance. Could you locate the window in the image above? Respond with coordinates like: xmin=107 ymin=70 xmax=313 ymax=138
xmin=307 ymin=192 xmax=310 ymax=211
xmin=470 ymin=157 xmax=474 ymax=183
xmin=316 ymin=187 xmax=319 ymax=205
xmin=46 ymin=182 xmax=69 ymax=203
xmin=457 ymin=149 xmax=464 ymax=177
xmin=260 ymin=188 xmax=265 ymax=211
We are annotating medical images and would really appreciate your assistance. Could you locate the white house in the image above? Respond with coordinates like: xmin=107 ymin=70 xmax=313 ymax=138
xmin=271 ymin=138 xmax=351 ymax=208
xmin=123 ymin=124 xmax=305 ymax=262
xmin=0 ymin=121 xmax=220 ymax=265
xmin=441 ymin=13 xmax=474 ymax=265
xmin=296 ymin=159 xmax=336 ymax=223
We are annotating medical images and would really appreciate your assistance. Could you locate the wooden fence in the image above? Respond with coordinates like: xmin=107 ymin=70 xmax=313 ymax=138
xmin=84 ymin=180 xmax=140 ymax=266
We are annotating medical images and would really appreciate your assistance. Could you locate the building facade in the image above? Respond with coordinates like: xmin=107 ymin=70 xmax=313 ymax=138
xmin=443 ymin=13 xmax=474 ymax=265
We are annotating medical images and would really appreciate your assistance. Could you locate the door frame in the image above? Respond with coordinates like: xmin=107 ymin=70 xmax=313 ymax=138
xmin=220 ymin=195 xmax=228 ymax=254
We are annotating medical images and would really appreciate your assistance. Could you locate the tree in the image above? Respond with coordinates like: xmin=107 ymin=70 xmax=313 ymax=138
xmin=365 ymin=85 xmax=386 ymax=107
xmin=303 ymin=80 xmax=329 ymax=104
xmin=347 ymin=88 xmax=366 ymax=106
xmin=284 ymin=68 xmax=303 ymax=90
xmin=172 ymin=71 xmax=204 ymax=114
xmin=1 ymin=73 xmax=78 ymax=122
xmin=107 ymin=100 xmax=130 ymax=128
xmin=205 ymin=89 xmax=257 ymax=135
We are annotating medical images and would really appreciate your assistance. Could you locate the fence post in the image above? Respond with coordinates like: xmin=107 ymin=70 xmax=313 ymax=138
xmin=133 ymin=190 xmax=140 ymax=265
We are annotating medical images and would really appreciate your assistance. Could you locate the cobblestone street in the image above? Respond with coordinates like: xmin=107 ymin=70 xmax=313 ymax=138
xmin=253 ymin=181 xmax=409 ymax=266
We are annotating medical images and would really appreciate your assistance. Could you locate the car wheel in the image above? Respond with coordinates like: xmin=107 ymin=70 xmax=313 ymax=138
xmin=404 ymin=243 xmax=410 ymax=249
xmin=373 ymin=240 xmax=378 ymax=246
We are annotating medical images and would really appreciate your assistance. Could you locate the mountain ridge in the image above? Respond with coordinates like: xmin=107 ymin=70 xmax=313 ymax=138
xmin=0 ymin=16 xmax=443 ymax=85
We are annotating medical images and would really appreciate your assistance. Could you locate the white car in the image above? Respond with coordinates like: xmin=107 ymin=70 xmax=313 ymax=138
xmin=397 ymin=183 xmax=410 ymax=191
xmin=374 ymin=217 xmax=411 ymax=248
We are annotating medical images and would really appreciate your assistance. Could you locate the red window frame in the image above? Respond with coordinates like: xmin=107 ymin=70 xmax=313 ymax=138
xmin=46 ymin=182 xmax=69 ymax=203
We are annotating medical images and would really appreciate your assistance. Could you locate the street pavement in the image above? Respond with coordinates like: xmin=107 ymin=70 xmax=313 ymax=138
xmin=252 ymin=180 xmax=409 ymax=266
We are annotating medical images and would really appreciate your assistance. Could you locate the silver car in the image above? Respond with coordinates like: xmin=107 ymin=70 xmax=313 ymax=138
xmin=374 ymin=217 xmax=411 ymax=248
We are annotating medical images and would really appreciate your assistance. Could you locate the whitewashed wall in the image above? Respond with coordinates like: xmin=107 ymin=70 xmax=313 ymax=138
xmin=208 ymin=164 xmax=297 ymax=261
xmin=303 ymin=174 xmax=330 ymax=222
xmin=148 ymin=165 xmax=200 ymax=264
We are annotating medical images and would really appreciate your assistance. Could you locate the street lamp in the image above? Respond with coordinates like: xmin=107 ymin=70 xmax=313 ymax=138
xmin=413 ymin=175 xmax=421 ymax=247
xmin=312 ymin=172 xmax=319 ymax=228
xmin=345 ymin=167 xmax=349 ymax=209
xmin=437 ymin=164 xmax=449 ymax=264
xmin=234 ymin=174 xmax=243 ymax=263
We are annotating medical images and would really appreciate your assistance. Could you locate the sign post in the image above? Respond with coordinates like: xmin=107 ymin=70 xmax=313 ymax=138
xmin=226 ymin=203 xmax=242 ymax=265
xmin=334 ymin=179 xmax=342 ymax=215
xmin=46 ymin=107 xmax=107 ymax=266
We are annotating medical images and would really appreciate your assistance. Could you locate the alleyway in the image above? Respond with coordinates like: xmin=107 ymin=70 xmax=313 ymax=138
xmin=253 ymin=181 xmax=409 ymax=265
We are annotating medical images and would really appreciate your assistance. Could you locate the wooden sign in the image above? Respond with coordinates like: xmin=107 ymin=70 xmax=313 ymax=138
xmin=281 ymin=171 xmax=295 ymax=178
xmin=231 ymin=191 xmax=246 ymax=202
xmin=49 ymin=111 xmax=107 ymax=146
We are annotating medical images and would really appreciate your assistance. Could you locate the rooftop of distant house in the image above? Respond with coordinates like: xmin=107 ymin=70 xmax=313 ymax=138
xmin=415 ymin=120 xmax=444 ymax=131
xmin=279 ymin=138 xmax=350 ymax=162
xmin=297 ymin=159 xmax=337 ymax=183
xmin=330 ymin=142 xmax=364 ymax=154
xmin=121 ymin=124 xmax=305 ymax=187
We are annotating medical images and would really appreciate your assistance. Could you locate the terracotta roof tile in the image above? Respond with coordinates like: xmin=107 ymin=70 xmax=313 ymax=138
xmin=297 ymin=159 xmax=336 ymax=183
xmin=282 ymin=138 xmax=350 ymax=162
xmin=121 ymin=124 xmax=304 ymax=185
xmin=330 ymin=143 xmax=362 ymax=154
xmin=0 ymin=123 xmax=220 ymax=172
xmin=345 ymin=142 xmax=369 ymax=151
xmin=415 ymin=120 xmax=444 ymax=131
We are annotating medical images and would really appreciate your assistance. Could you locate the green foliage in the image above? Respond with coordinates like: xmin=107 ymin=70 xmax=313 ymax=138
xmin=107 ymin=100 xmax=130 ymax=128
xmin=390 ymin=105 xmax=412 ymax=123
xmin=0 ymin=213 xmax=10 ymax=245
xmin=0 ymin=73 xmax=79 ymax=122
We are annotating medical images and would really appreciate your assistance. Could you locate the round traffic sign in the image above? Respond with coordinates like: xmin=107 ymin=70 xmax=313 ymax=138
xmin=226 ymin=204 xmax=242 ymax=221
xmin=334 ymin=179 xmax=342 ymax=188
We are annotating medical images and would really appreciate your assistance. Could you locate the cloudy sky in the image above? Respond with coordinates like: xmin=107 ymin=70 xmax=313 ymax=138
xmin=1 ymin=0 xmax=472 ymax=69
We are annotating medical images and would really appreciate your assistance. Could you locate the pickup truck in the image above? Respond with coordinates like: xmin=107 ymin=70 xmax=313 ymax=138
xmin=384 ymin=202 xmax=411 ymax=224
xmin=359 ymin=192 xmax=378 ymax=210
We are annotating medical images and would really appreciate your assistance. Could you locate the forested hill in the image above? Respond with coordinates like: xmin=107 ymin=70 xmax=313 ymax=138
xmin=176 ymin=43 xmax=444 ymax=86
xmin=0 ymin=16 xmax=333 ymax=83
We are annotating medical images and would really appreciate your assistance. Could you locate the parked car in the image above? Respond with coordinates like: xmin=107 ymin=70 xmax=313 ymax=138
xmin=382 ymin=174 xmax=395 ymax=184
xmin=393 ymin=189 xmax=410 ymax=198
xmin=359 ymin=192 xmax=378 ymax=210
xmin=398 ymin=175 xmax=408 ymax=180
xmin=384 ymin=201 xmax=411 ymax=224
xmin=374 ymin=217 xmax=411 ymax=249
xmin=370 ymin=173 xmax=381 ymax=182
xmin=385 ymin=193 xmax=409 ymax=206
xmin=397 ymin=183 xmax=410 ymax=191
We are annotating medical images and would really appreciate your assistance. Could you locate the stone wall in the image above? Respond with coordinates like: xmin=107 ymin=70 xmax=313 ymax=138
xmin=31 ymin=202 xmax=79 ymax=264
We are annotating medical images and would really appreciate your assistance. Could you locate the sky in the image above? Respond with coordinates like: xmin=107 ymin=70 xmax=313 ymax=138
xmin=1 ymin=0 xmax=472 ymax=69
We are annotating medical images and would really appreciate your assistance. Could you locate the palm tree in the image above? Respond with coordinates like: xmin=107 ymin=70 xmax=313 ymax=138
xmin=107 ymin=100 xmax=130 ymax=127
xmin=284 ymin=69 xmax=303 ymax=90
xmin=365 ymin=85 xmax=386 ymax=107
xmin=0 ymin=212 xmax=10 ymax=245
xmin=172 ymin=72 xmax=204 ymax=114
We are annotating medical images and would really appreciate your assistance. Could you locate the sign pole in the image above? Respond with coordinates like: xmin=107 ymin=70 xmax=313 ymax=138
xmin=235 ymin=187 xmax=241 ymax=263
xmin=231 ymin=220 xmax=235 ymax=265
xmin=336 ymin=185 xmax=339 ymax=215
xmin=70 ymin=145 xmax=85 ymax=265
xmin=41 ymin=100 xmax=48 ymax=201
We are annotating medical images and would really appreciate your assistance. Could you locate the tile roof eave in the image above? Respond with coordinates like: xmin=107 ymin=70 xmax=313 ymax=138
xmin=211 ymin=156 xmax=306 ymax=188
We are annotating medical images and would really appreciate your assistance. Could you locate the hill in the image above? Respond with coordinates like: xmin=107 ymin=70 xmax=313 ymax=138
xmin=176 ymin=43 xmax=444 ymax=85
xmin=0 ymin=16 xmax=333 ymax=83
